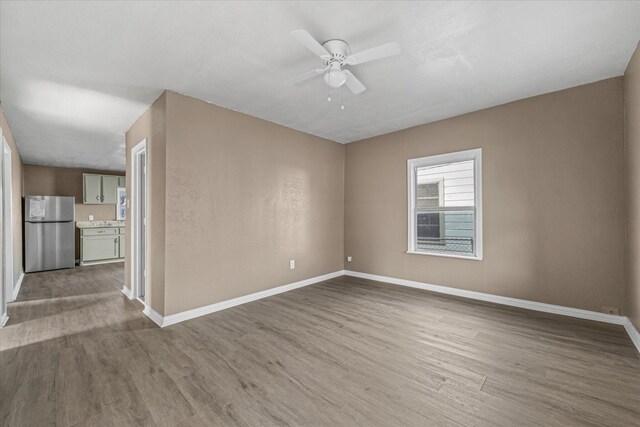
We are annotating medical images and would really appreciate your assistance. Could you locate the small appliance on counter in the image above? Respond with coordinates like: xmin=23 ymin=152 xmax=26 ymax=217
xmin=24 ymin=196 xmax=75 ymax=273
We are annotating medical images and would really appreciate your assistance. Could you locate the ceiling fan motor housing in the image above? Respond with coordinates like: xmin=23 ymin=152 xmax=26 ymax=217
xmin=321 ymin=39 xmax=350 ymax=65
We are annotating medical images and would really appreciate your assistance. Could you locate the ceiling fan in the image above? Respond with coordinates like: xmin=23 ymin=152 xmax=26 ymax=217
xmin=286 ymin=30 xmax=400 ymax=106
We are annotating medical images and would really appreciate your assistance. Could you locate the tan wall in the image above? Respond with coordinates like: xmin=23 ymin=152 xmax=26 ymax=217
xmin=625 ymin=43 xmax=640 ymax=330
xmin=22 ymin=164 xmax=123 ymax=259
xmin=124 ymin=92 xmax=166 ymax=315
xmin=345 ymin=78 xmax=626 ymax=314
xmin=162 ymin=91 xmax=345 ymax=315
xmin=0 ymin=106 xmax=24 ymax=289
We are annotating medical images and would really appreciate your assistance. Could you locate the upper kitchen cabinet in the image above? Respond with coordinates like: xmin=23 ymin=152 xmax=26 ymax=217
xmin=84 ymin=174 xmax=102 ymax=204
xmin=83 ymin=173 xmax=125 ymax=204
xmin=118 ymin=176 xmax=126 ymax=188
xmin=101 ymin=175 xmax=118 ymax=204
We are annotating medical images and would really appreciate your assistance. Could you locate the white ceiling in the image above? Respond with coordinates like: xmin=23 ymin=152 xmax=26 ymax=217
xmin=1 ymin=1 xmax=640 ymax=171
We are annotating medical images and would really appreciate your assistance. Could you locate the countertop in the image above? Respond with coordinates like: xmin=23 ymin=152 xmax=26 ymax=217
xmin=76 ymin=220 xmax=125 ymax=229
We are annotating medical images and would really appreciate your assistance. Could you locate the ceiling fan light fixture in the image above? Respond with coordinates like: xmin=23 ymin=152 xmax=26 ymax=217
xmin=324 ymin=69 xmax=347 ymax=88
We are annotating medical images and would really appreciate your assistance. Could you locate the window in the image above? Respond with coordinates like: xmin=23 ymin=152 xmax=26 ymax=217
xmin=407 ymin=148 xmax=482 ymax=260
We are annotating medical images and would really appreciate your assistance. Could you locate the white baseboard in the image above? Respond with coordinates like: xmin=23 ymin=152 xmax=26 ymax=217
xmin=80 ymin=258 xmax=124 ymax=267
xmin=12 ymin=271 xmax=24 ymax=301
xmin=624 ymin=318 xmax=640 ymax=354
xmin=0 ymin=313 xmax=8 ymax=328
xmin=143 ymin=305 xmax=164 ymax=327
xmin=145 ymin=270 xmax=345 ymax=328
xmin=344 ymin=270 xmax=627 ymax=325
xmin=121 ymin=286 xmax=133 ymax=300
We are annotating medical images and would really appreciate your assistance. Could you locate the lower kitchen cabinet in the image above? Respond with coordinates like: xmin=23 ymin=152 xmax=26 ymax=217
xmin=80 ymin=227 xmax=125 ymax=265
xmin=119 ymin=232 xmax=125 ymax=257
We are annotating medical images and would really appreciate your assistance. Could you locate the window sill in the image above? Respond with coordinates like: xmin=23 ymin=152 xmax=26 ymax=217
xmin=405 ymin=250 xmax=482 ymax=261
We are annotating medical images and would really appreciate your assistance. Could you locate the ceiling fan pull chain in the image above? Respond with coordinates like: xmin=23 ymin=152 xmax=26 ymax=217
xmin=341 ymin=86 xmax=345 ymax=110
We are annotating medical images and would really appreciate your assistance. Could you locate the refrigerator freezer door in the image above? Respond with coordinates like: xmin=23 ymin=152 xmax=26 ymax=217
xmin=25 ymin=196 xmax=75 ymax=222
xmin=25 ymin=221 xmax=75 ymax=272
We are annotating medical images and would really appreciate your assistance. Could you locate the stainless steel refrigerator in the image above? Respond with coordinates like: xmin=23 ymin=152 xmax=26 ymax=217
xmin=24 ymin=196 xmax=75 ymax=273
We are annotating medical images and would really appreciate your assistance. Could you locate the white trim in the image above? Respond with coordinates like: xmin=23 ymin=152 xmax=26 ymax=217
xmin=143 ymin=270 xmax=345 ymax=328
xmin=344 ymin=270 xmax=627 ymax=325
xmin=2 ymin=137 xmax=13 ymax=303
xmin=12 ymin=271 xmax=24 ymax=301
xmin=407 ymin=148 xmax=483 ymax=260
xmin=0 ymin=312 xmax=7 ymax=328
xmin=121 ymin=286 xmax=133 ymax=300
xmin=624 ymin=318 xmax=640 ymax=353
xmin=80 ymin=258 xmax=124 ymax=267
xmin=0 ymin=126 xmax=4 ymax=323
xmin=143 ymin=305 xmax=164 ymax=327
xmin=131 ymin=139 xmax=147 ymax=301
xmin=406 ymin=250 xmax=480 ymax=261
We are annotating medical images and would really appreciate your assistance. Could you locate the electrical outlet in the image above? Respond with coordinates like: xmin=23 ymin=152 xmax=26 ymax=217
xmin=89 ymin=215 xmax=94 ymax=221
xmin=602 ymin=306 xmax=620 ymax=315
xmin=290 ymin=260 xmax=295 ymax=270
xmin=347 ymin=256 xmax=352 ymax=262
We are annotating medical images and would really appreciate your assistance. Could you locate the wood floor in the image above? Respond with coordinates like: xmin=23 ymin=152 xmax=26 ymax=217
xmin=1 ymin=264 xmax=639 ymax=426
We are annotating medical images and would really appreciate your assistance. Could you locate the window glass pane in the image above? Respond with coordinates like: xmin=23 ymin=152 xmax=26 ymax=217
xmin=416 ymin=160 xmax=474 ymax=208
xmin=416 ymin=182 xmax=441 ymax=208
xmin=416 ymin=211 xmax=475 ymax=254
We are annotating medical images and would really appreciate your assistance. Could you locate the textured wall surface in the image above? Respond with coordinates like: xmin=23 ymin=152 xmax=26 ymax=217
xmin=625 ymin=43 xmax=640 ymax=330
xmin=161 ymin=91 xmax=345 ymax=315
xmin=345 ymin=78 xmax=626 ymax=314
xmin=0 ymin=105 xmax=24 ymax=290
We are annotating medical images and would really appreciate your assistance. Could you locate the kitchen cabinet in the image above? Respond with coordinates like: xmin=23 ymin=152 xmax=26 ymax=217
xmin=119 ymin=233 xmax=125 ymax=258
xmin=83 ymin=173 xmax=125 ymax=204
xmin=80 ymin=227 xmax=125 ymax=265
xmin=118 ymin=176 xmax=126 ymax=188
xmin=101 ymin=176 xmax=118 ymax=204
xmin=82 ymin=235 xmax=119 ymax=262
xmin=84 ymin=174 xmax=102 ymax=204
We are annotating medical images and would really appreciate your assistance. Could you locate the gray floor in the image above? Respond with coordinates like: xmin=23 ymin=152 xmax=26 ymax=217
xmin=1 ymin=263 xmax=639 ymax=426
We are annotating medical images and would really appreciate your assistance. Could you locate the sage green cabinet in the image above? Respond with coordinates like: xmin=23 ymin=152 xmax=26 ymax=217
xmin=119 ymin=234 xmax=125 ymax=258
xmin=101 ymin=176 xmax=118 ymax=204
xmin=83 ymin=174 xmax=125 ymax=204
xmin=83 ymin=174 xmax=102 ymax=204
xmin=82 ymin=235 xmax=119 ymax=262
xmin=118 ymin=176 xmax=126 ymax=188
xmin=80 ymin=227 xmax=125 ymax=265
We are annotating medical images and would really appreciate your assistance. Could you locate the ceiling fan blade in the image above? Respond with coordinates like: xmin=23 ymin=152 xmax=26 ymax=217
xmin=284 ymin=67 xmax=327 ymax=85
xmin=291 ymin=30 xmax=330 ymax=59
xmin=344 ymin=70 xmax=366 ymax=94
xmin=347 ymin=42 xmax=400 ymax=65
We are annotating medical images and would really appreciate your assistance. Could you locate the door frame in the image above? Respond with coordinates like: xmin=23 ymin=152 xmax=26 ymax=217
xmin=130 ymin=139 xmax=147 ymax=302
xmin=3 ymin=137 xmax=13 ymax=305
xmin=0 ymin=128 xmax=5 ymax=327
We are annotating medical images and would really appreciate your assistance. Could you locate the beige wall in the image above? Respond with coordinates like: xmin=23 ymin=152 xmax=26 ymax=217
xmin=0 ymin=106 xmax=24 ymax=290
xmin=22 ymin=164 xmax=123 ymax=259
xmin=345 ymin=78 xmax=626 ymax=314
xmin=124 ymin=92 xmax=166 ymax=315
xmin=125 ymin=91 xmax=344 ymax=316
xmin=162 ymin=91 xmax=345 ymax=315
xmin=625 ymin=43 xmax=640 ymax=330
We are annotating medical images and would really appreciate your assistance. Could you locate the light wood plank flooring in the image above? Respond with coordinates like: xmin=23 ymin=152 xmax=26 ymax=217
xmin=1 ymin=264 xmax=639 ymax=426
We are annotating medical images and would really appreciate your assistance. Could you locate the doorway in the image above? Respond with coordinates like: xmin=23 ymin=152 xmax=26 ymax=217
xmin=131 ymin=139 xmax=147 ymax=303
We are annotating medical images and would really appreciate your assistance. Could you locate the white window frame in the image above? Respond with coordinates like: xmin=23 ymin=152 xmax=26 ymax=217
xmin=407 ymin=148 xmax=483 ymax=260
